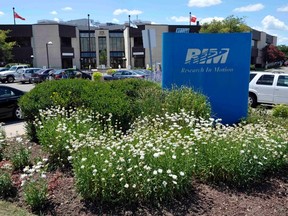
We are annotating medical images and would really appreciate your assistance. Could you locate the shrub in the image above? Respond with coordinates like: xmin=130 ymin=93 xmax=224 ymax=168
xmin=272 ymin=104 xmax=288 ymax=118
xmin=92 ymin=72 xmax=103 ymax=81
xmin=35 ymin=107 xmax=100 ymax=168
xmin=0 ymin=171 xmax=14 ymax=197
xmin=21 ymin=79 xmax=211 ymax=142
xmin=19 ymin=79 xmax=131 ymax=140
xmin=163 ymin=86 xmax=211 ymax=118
xmin=22 ymin=160 xmax=49 ymax=210
xmin=106 ymin=69 xmax=116 ymax=75
xmin=23 ymin=179 xmax=48 ymax=210
xmin=10 ymin=146 xmax=30 ymax=171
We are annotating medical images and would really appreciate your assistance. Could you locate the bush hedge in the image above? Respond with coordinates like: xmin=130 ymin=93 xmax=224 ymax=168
xmin=272 ymin=104 xmax=288 ymax=118
xmin=19 ymin=79 xmax=211 ymax=141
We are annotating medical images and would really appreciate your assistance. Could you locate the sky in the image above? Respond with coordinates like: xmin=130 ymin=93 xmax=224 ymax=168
xmin=1 ymin=0 xmax=288 ymax=45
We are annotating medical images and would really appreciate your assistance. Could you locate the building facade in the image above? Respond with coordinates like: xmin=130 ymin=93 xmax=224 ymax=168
xmin=0 ymin=21 xmax=277 ymax=69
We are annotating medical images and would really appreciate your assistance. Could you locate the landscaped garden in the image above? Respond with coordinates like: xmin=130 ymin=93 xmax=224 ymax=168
xmin=0 ymin=79 xmax=287 ymax=215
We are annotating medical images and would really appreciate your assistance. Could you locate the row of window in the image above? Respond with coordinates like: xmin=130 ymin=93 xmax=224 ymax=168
xmin=250 ymin=74 xmax=288 ymax=87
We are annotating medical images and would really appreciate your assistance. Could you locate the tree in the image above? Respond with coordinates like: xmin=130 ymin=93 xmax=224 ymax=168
xmin=262 ymin=44 xmax=286 ymax=63
xmin=276 ymin=45 xmax=288 ymax=58
xmin=0 ymin=30 xmax=16 ymax=65
xmin=99 ymin=49 xmax=107 ymax=66
xmin=200 ymin=15 xmax=251 ymax=33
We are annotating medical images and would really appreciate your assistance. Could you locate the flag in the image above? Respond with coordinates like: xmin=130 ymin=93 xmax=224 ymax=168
xmin=130 ymin=21 xmax=138 ymax=29
xmin=190 ymin=15 xmax=197 ymax=23
xmin=14 ymin=12 xmax=25 ymax=20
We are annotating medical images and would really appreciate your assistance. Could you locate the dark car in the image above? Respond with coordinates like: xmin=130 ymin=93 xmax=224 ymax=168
xmin=0 ymin=68 xmax=9 ymax=72
xmin=0 ymin=85 xmax=25 ymax=120
xmin=31 ymin=68 xmax=55 ymax=83
xmin=53 ymin=69 xmax=91 ymax=80
xmin=103 ymin=70 xmax=145 ymax=81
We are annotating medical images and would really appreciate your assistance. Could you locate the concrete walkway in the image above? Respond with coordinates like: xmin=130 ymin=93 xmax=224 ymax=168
xmin=3 ymin=121 xmax=26 ymax=138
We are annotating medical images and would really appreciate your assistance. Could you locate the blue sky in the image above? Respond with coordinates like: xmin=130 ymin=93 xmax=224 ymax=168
xmin=1 ymin=0 xmax=288 ymax=45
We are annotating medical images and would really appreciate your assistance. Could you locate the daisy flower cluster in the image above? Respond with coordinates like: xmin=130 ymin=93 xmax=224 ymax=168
xmin=33 ymin=107 xmax=288 ymax=202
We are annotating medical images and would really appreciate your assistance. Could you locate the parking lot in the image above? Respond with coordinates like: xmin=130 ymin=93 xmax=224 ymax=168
xmin=2 ymin=82 xmax=35 ymax=92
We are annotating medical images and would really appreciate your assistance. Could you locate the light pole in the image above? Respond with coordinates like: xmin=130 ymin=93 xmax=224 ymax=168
xmin=46 ymin=41 xmax=53 ymax=68
xmin=30 ymin=55 xmax=34 ymax=67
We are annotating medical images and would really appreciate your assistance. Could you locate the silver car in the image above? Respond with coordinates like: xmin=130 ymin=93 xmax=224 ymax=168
xmin=15 ymin=68 xmax=42 ymax=84
xmin=103 ymin=70 xmax=146 ymax=80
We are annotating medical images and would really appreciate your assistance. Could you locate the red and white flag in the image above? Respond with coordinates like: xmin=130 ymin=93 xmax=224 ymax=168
xmin=190 ymin=15 xmax=197 ymax=23
xmin=14 ymin=12 xmax=25 ymax=20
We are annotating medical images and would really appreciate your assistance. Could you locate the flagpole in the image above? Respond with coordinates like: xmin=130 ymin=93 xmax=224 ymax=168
xmin=189 ymin=12 xmax=191 ymax=26
xmin=13 ymin=7 xmax=16 ymax=25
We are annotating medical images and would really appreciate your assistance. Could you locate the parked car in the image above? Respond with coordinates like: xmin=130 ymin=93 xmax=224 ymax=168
xmin=53 ymin=69 xmax=91 ymax=80
xmin=249 ymin=71 xmax=288 ymax=107
xmin=15 ymin=68 xmax=42 ymax=84
xmin=0 ymin=85 xmax=25 ymax=120
xmin=133 ymin=69 xmax=154 ymax=79
xmin=0 ymin=68 xmax=9 ymax=72
xmin=103 ymin=70 xmax=146 ymax=81
xmin=0 ymin=65 xmax=29 ymax=83
xmin=31 ymin=68 xmax=55 ymax=83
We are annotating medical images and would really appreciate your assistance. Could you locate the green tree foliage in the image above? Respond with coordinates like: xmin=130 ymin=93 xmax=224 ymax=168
xmin=0 ymin=30 xmax=16 ymax=63
xmin=276 ymin=45 xmax=288 ymax=58
xmin=200 ymin=15 xmax=251 ymax=33
xmin=263 ymin=44 xmax=286 ymax=63
xmin=99 ymin=49 xmax=107 ymax=65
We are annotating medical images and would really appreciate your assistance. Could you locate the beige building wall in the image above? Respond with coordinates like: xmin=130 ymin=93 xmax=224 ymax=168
xmin=32 ymin=24 xmax=62 ymax=68
xmin=144 ymin=25 xmax=168 ymax=70
xmin=123 ymin=27 xmax=130 ymax=68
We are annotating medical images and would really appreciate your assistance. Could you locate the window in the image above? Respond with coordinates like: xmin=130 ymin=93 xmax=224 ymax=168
xmin=277 ymin=75 xmax=288 ymax=87
xmin=80 ymin=31 xmax=96 ymax=52
xmin=61 ymin=37 xmax=72 ymax=47
xmin=256 ymin=75 xmax=274 ymax=85
xmin=0 ymin=88 xmax=15 ymax=97
xmin=114 ymin=72 xmax=122 ymax=76
xmin=134 ymin=37 xmax=143 ymax=47
xmin=98 ymin=37 xmax=107 ymax=51
xmin=250 ymin=73 xmax=257 ymax=82
xmin=109 ymin=32 xmax=124 ymax=52
xmin=123 ymin=71 xmax=131 ymax=75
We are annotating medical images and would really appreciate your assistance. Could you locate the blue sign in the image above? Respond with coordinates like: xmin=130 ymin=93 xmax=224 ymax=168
xmin=162 ymin=33 xmax=252 ymax=124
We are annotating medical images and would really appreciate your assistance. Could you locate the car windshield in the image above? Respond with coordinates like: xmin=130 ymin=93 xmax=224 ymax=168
xmin=54 ymin=70 xmax=64 ymax=74
xmin=35 ymin=69 xmax=45 ymax=74
xmin=9 ymin=66 xmax=17 ymax=71
xmin=36 ymin=69 xmax=50 ymax=74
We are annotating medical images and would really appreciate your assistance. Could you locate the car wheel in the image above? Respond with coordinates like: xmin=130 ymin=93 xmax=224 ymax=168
xmin=7 ymin=76 xmax=14 ymax=83
xmin=20 ymin=81 xmax=25 ymax=84
xmin=14 ymin=106 xmax=23 ymax=120
xmin=248 ymin=93 xmax=258 ymax=108
xmin=0 ymin=80 xmax=5 ymax=83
